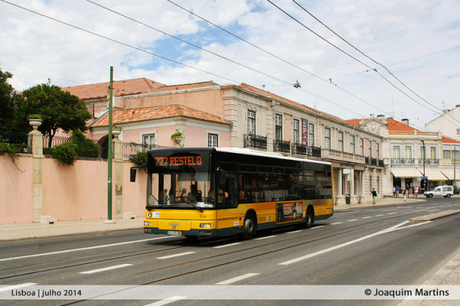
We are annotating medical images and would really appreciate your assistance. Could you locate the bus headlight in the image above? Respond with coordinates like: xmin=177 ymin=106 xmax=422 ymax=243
xmin=144 ymin=221 xmax=151 ymax=227
xmin=147 ymin=212 xmax=152 ymax=218
xmin=199 ymin=223 xmax=211 ymax=228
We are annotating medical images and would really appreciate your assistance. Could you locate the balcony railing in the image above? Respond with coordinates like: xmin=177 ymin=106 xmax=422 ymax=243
xmin=366 ymin=157 xmax=385 ymax=167
xmin=291 ymin=143 xmax=322 ymax=158
xmin=274 ymin=139 xmax=291 ymax=153
xmin=243 ymin=134 xmax=267 ymax=150
xmin=391 ymin=158 xmax=440 ymax=166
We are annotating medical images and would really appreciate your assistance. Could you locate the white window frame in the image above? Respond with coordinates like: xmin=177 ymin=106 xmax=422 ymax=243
xmin=350 ymin=135 xmax=355 ymax=154
xmin=405 ymin=146 xmax=412 ymax=159
xmin=430 ymin=146 xmax=437 ymax=160
xmin=308 ymin=123 xmax=315 ymax=146
xmin=293 ymin=119 xmax=300 ymax=144
xmin=275 ymin=113 xmax=283 ymax=141
xmin=247 ymin=110 xmax=256 ymax=135
xmin=141 ymin=132 xmax=157 ymax=152
xmin=207 ymin=133 xmax=218 ymax=148
xmin=325 ymin=127 xmax=331 ymax=149
xmin=338 ymin=131 xmax=344 ymax=151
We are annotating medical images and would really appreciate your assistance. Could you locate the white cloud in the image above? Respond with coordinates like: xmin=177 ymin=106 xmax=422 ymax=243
xmin=1 ymin=0 xmax=460 ymax=129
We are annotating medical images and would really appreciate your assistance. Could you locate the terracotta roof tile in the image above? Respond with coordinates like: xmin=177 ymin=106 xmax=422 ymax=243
xmin=238 ymin=83 xmax=348 ymax=123
xmin=346 ymin=118 xmax=419 ymax=131
xmin=91 ymin=104 xmax=231 ymax=127
xmin=62 ymin=78 xmax=164 ymax=100
xmin=150 ymin=81 xmax=219 ymax=93
xmin=442 ymin=136 xmax=460 ymax=144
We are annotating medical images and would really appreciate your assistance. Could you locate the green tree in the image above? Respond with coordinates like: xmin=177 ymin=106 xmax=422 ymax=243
xmin=20 ymin=83 xmax=92 ymax=146
xmin=0 ymin=69 xmax=17 ymax=131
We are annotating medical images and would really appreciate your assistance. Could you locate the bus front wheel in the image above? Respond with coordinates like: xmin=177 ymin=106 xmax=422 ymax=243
xmin=305 ymin=208 xmax=314 ymax=229
xmin=241 ymin=214 xmax=257 ymax=240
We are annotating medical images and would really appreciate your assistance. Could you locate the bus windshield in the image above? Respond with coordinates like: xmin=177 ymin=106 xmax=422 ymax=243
xmin=147 ymin=171 xmax=217 ymax=209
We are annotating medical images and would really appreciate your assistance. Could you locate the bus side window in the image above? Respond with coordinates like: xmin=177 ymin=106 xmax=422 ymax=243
xmin=225 ymin=172 xmax=238 ymax=208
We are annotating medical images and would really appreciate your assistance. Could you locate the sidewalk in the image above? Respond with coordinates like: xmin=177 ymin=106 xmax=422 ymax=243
xmin=334 ymin=195 xmax=427 ymax=210
xmin=0 ymin=217 xmax=144 ymax=242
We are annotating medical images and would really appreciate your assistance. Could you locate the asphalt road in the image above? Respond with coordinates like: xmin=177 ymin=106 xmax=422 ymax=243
xmin=1 ymin=199 xmax=460 ymax=306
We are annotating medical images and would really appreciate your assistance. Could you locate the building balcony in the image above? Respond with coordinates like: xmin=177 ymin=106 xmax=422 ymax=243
xmin=391 ymin=158 xmax=415 ymax=165
xmin=274 ymin=139 xmax=291 ymax=154
xmin=366 ymin=157 xmax=385 ymax=167
xmin=243 ymin=134 xmax=267 ymax=150
xmin=321 ymin=148 xmax=366 ymax=164
xmin=291 ymin=143 xmax=322 ymax=158
xmin=392 ymin=158 xmax=440 ymax=165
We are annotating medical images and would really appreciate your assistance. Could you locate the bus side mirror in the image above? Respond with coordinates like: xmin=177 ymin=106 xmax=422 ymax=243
xmin=130 ymin=168 xmax=137 ymax=182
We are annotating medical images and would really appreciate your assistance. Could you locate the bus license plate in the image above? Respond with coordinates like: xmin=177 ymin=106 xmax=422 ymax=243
xmin=167 ymin=231 xmax=182 ymax=236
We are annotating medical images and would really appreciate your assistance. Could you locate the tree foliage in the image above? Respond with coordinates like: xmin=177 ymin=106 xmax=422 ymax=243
xmin=0 ymin=69 xmax=18 ymax=131
xmin=19 ymin=83 xmax=92 ymax=146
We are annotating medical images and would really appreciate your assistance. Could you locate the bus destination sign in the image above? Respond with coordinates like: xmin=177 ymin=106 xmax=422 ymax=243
xmin=155 ymin=156 xmax=202 ymax=167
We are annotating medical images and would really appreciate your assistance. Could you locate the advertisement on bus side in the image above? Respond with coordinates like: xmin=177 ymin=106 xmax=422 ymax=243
xmin=276 ymin=202 xmax=303 ymax=223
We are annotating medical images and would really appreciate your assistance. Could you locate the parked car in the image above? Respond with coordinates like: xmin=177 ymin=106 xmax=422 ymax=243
xmin=424 ymin=185 xmax=454 ymax=198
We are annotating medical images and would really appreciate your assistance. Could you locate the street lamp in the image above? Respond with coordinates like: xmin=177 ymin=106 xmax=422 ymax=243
xmin=421 ymin=140 xmax=426 ymax=177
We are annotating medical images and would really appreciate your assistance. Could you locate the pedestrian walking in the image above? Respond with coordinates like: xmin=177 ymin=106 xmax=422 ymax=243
xmin=414 ymin=186 xmax=419 ymax=198
xmin=371 ymin=188 xmax=377 ymax=205
xmin=403 ymin=187 xmax=408 ymax=201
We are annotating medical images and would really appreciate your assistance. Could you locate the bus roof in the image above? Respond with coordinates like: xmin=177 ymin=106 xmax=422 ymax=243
xmin=215 ymin=147 xmax=331 ymax=165
xmin=149 ymin=147 xmax=330 ymax=166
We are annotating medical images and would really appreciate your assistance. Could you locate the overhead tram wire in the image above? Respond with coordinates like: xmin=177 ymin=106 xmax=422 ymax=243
xmin=291 ymin=0 xmax=460 ymax=127
xmin=0 ymin=0 xmax=240 ymax=85
xmin=1 ymin=0 xmax=364 ymax=118
xmin=85 ymin=0 xmax=367 ymax=119
xmin=266 ymin=0 xmax=442 ymax=117
xmin=86 ymin=0 xmax=291 ymax=89
xmin=166 ymin=0 xmax=392 ymax=118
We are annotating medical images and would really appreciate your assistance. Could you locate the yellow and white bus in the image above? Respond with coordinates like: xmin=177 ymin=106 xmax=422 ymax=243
xmin=130 ymin=147 xmax=333 ymax=239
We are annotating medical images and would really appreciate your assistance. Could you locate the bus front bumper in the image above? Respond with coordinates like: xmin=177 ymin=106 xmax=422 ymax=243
xmin=144 ymin=227 xmax=217 ymax=237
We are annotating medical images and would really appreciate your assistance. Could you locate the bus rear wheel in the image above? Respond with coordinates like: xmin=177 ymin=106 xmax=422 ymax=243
xmin=241 ymin=214 xmax=256 ymax=240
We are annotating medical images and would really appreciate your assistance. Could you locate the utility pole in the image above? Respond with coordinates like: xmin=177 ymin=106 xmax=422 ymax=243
xmin=106 ymin=66 xmax=114 ymax=223
xmin=454 ymin=146 xmax=457 ymax=189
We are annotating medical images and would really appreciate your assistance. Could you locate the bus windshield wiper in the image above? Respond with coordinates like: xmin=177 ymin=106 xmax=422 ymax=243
xmin=185 ymin=202 xmax=203 ymax=212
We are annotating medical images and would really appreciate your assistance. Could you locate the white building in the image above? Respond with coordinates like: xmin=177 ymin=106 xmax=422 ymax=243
xmin=425 ymin=105 xmax=460 ymax=141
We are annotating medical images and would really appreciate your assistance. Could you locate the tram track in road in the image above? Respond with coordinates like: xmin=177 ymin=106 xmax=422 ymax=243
xmin=40 ymin=223 xmax=399 ymax=306
xmin=2 ymin=205 xmax=453 ymax=299
xmin=0 ymin=213 xmax=393 ymax=285
xmin=3 ymin=208 xmax=452 ymax=305
xmin=0 ymin=206 xmax=442 ymax=285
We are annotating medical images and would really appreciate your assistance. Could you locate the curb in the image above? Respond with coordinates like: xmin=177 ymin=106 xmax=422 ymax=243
xmin=410 ymin=210 xmax=460 ymax=222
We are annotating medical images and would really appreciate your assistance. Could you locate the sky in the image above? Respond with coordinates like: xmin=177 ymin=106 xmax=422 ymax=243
xmin=1 ymin=0 xmax=460 ymax=130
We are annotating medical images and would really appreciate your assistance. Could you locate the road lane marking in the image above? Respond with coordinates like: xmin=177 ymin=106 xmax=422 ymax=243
xmin=255 ymin=235 xmax=277 ymax=240
xmin=80 ymin=264 xmax=133 ymax=274
xmin=0 ymin=283 xmax=37 ymax=292
xmin=157 ymin=252 xmax=195 ymax=259
xmin=311 ymin=226 xmax=324 ymax=230
xmin=362 ymin=216 xmax=372 ymax=219
xmin=387 ymin=212 xmax=397 ymax=215
xmin=213 ymin=242 xmax=242 ymax=249
xmin=330 ymin=222 xmax=342 ymax=225
xmin=144 ymin=296 xmax=186 ymax=306
xmin=216 ymin=273 xmax=260 ymax=285
xmin=286 ymin=230 xmax=303 ymax=234
xmin=0 ymin=236 xmax=175 ymax=262
xmin=375 ymin=214 xmax=385 ymax=217
xmin=347 ymin=219 xmax=358 ymax=222
xmin=278 ymin=221 xmax=410 ymax=266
